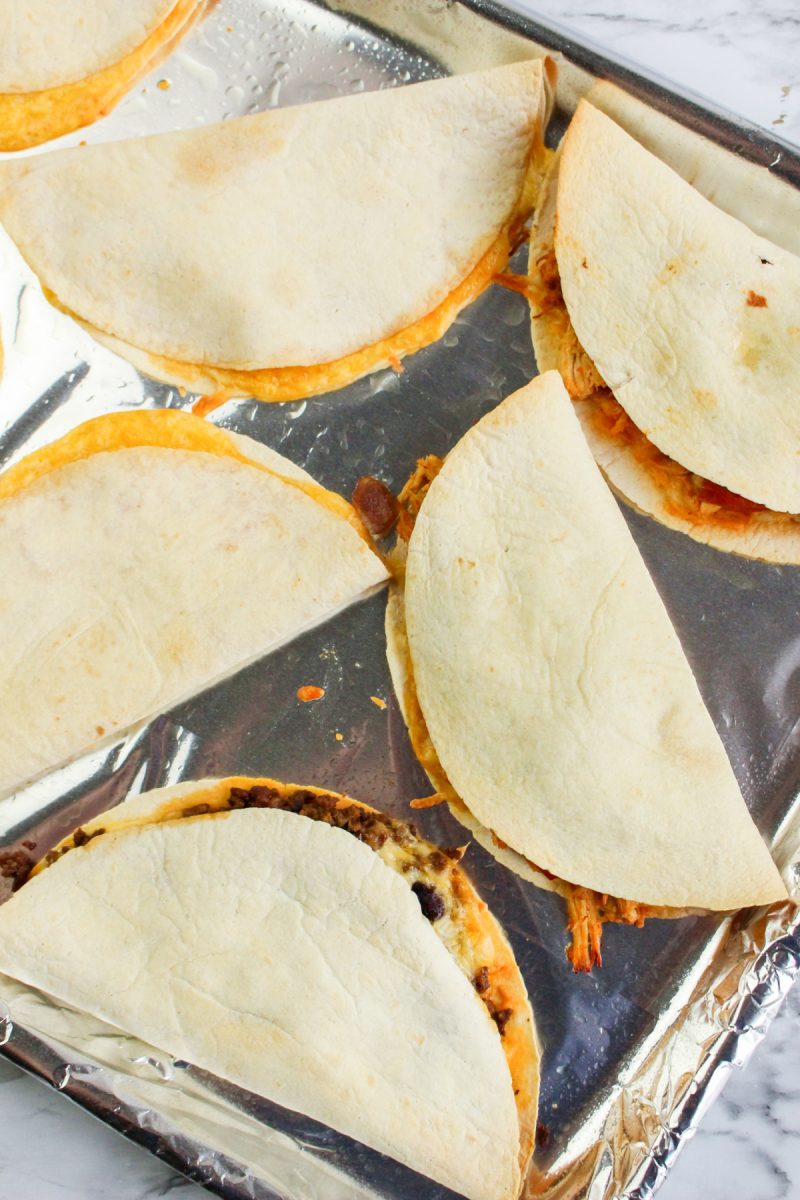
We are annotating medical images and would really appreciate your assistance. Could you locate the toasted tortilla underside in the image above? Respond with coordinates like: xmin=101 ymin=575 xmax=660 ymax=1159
xmin=0 ymin=60 xmax=551 ymax=401
xmin=554 ymin=101 xmax=800 ymax=517
xmin=0 ymin=411 xmax=387 ymax=797
xmin=401 ymin=373 xmax=785 ymax=912
xmin=0 ymin=1 xmax=202 ymax=152
xmin=0 ymin=777 xmax=534 ymax=1200
xmin=528 ymin=144 xmax=800 ymax=565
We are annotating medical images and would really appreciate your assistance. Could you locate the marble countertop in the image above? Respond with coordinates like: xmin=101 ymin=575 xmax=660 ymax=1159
xmin=1 ymin=2 xmax=799 ymax=1198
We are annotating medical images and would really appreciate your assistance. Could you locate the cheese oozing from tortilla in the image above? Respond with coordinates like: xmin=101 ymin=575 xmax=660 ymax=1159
xmin=186 ymin=223 xmax=527 ymax=411
xmin=0 ymin=407 xmax=364 ymax=534
xmin=0 ymin=59 xmax=553 ymax=402
xmin=0 ymin=411 xmax=387 ymax=797
xmin=0 ymin=1 xmax=203 ymax=152
xmin=6 ymin=776 xmax=538 ymax=1196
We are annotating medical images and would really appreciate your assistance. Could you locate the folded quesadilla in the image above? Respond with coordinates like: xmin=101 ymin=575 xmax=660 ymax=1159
xmin=0 ymin=410 xmax=387 ymax=797
xmin=0 ymin=776 xmax=539 ymax=1200
xmin=527 ymin=101 xmax=800 ymax=562
xmin=380 ymin=372 xmax=787 ymax=971
xmin=0 ymin=1 xmax=203 ymax=151
xmin=0 ymin=60 xmax=552 ymax=405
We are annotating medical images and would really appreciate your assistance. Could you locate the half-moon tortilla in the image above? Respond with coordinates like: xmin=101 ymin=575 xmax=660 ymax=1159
xmin=0 ymin=410 xmax=387 ymax=797
xmin=0 ymin=60 xmax=552 ymax=404
xmin=529 ymin=101 xmax=800 ymax=562
xmin=387 ymin=373 xmax=786 ymax=966
xmin=0 ymin=776 xmax=539 ymax=1200
xmin=0 ymin=1 xmax=203 ymax=151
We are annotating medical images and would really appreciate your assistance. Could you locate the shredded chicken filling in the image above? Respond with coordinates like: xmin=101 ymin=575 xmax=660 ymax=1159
xmin=394 ymin=457 xmax=664 ymax=972
xmin=527 ymin=249 xmax=790 ymax=530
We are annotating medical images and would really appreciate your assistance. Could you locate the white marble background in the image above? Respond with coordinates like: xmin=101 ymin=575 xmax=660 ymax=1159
xmin=1 ymin=2 xmax=799 ymax=1198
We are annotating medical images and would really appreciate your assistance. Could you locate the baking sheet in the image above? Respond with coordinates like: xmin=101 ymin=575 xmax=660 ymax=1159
xmin=0 ymin=2 xmax=799 ymax=1198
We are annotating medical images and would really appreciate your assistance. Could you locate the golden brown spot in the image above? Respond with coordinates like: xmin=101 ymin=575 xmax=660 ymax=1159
xmin=747 ymin=290 xmax=768 ymax=307
xmin=739 ymin=334 xmax=769 ymax=371
xmin=692 ymin=388 xmax=717 ymax=411
xmin=178 ymin=118 xmax=289 ymax=187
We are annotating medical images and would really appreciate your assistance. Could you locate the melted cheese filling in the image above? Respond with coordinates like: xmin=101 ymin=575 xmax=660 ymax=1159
xmin=189 ymin=223 xmax=522 ymax=409
xmin=0 ymin=0 xmax=201 ymax=152
xmin=0 ymin=408 xmax=369 ymax=542
xmin=54 ymin=182 xmax=539 ymax=410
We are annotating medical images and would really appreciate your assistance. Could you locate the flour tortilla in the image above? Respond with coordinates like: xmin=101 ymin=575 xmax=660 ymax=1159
xmin=554 ymin=101 xmax=800 ymax=517
xmin=584 ymin=82 xmax=800 ymax=258
xmin=0 ymin=61 xmax=551 ymax=398
xmin=0 ymin=1 xmax=177 ymax=92
xmin=402 ymin=372 xmax=786 ymax=911
xmin=528 ymin=113 xmax=800 ymax=563
xmin=0 ymin=411 xmax=387 ymax=797
xmin=0 ymin=1 xmax=202 ymax=151
xmin=0 ymin=778 xmax=531 ymax=1200
xmin=574 ymin=395 xmax=800 ymax=563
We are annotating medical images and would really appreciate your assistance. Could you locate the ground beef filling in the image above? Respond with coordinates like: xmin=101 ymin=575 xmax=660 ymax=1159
xmin=27 ymin=786 xmax=514 ymax=1034
xmin=220 ymin=785 xmax=464 ymax=880
xmin=0 ymin=849 xmax=35 ymax=892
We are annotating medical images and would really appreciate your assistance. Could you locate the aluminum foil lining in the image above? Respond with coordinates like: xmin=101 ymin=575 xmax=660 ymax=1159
xmin=0 ymin=2 xmax=798 ymax=1198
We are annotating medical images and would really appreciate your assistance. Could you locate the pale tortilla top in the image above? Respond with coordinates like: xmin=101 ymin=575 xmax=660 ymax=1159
xmin=0 ymin=795 xmax=521 ymax=1200
xmin=0 ymin=411 xmax=386 ymax=797
xmin=555 ymin=101 xmax=800 ymax=515
xmin=404 ymin=372 xmax=786 ymax=910
xmin=0 ymin=1 xmax=177 ymax=93
xmin=0 ymin=61 xmax=547 ymax=372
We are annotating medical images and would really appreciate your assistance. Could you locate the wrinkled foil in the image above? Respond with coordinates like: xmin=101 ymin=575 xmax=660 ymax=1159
xmin=0 ymin=2 xmax=798 ymax=1198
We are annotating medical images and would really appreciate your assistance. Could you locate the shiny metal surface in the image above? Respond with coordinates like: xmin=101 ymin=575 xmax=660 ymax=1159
xmin=0 ymin=3 xmax=798 ymax=1198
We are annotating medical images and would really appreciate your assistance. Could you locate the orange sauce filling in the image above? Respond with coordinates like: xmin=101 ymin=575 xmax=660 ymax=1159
xmin=527 ymin=250 xmax=782 ymax=532
xmin=588 ymin=391 xmax=769 ymax=530
xmin=0 ymin=0 xmax=202 ymax=152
